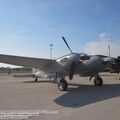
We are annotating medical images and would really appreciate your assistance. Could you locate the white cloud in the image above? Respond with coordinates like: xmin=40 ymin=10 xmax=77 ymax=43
xmin=99 ymin=32 xmax=108 ymax=40
xmin=85 ymin=32 xmax=120 ymax=57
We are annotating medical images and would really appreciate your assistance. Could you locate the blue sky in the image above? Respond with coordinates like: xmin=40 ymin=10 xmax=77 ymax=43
xmin=0 ymin=0 xmax=120 ymax=64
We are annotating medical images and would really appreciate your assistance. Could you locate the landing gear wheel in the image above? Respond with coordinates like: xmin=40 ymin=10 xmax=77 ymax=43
xmin=34 ymin=77 xmax=38 ymax=82
xmin=94 ymin=77 xmax=103 ymax=86
xmin=58 ymin=79 xmax=68 ymax=91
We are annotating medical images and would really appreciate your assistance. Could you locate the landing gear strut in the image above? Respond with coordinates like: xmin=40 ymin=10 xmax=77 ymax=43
xmin=94 ymin=76 xmax=103 ymax=86
xmin=34 ymin=77 xmax=38 ymax=82
xmin=57 ymin=79 xmax=68 ymax=91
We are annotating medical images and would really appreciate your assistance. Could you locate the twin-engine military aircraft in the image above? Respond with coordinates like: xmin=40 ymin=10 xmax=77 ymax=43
xmin=0 ymin=37 xmax=116 ymax=91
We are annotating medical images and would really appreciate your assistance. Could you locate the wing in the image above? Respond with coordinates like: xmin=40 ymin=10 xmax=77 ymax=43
xmin=0 ymin=54 xmax=62 ymax=72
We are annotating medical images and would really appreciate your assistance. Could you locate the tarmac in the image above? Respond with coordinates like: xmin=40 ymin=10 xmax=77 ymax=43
xmin=0 ymin=73 xmax=120 ymax=120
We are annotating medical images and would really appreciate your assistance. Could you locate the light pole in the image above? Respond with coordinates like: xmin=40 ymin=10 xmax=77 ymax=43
xmin=108 ymin=45 xmax=111 ymax=57
xmin=50 ymin=44 xmax=53 ymax=59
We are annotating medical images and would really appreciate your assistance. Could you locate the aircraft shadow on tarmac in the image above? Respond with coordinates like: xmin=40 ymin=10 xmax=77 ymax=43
xmin=54 ymin=83 xmax=120 ymax=108
xmin=22 ymin=80 xmax=120 ymax=108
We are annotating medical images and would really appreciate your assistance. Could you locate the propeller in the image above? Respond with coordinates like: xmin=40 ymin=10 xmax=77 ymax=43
xmin=69 ymin=62 xmax=76 ymax=80
xmin=62 ymin=36 xmax=73 ymax=54
xmin=62 ymin=36 xmax=75 ymax=80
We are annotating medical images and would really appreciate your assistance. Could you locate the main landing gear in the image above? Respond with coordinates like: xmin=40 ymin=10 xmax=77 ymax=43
xmin=94 ymin=76 xmax=103 ymax=86
xmin=34 ymin=77 xmax=38 ymax=82
xmin=57 ymin=79 xmax=68 ymax=91
xmin=33 ymin=74 xmax=68 ymax=91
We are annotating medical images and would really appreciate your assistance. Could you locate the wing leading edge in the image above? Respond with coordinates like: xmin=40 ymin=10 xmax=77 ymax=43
xmin=0 ymin=54 xmax=62 ymax=73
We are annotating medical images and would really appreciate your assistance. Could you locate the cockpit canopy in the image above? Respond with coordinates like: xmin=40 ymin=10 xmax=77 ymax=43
xmin=79 ymin=53 xmax=90 ymax=60
xmin=57 ymin=54 xmax=70 ymax=64
xmin=57 ymin=53 xmax=90 ymax=64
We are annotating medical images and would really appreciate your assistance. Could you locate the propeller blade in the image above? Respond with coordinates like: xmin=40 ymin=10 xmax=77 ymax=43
xmin=69 ymin=62 xmax=76 ymax=80
xmin=62 ymin=36 xmax=73 ymax=53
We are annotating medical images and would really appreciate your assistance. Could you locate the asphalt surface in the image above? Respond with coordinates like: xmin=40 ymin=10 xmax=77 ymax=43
xmin=0 ymin=73 xmax=120 ymax=120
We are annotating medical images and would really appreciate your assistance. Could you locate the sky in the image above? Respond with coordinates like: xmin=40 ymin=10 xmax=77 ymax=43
xmin=0 ymin=0 xmax=120 ymax=67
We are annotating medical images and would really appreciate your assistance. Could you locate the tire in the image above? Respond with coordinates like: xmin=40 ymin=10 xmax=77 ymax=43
xmin=94 ymin=77 xmax=103 ymax=86
xmin=58 ymin=79 xmax=68 ymax=91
